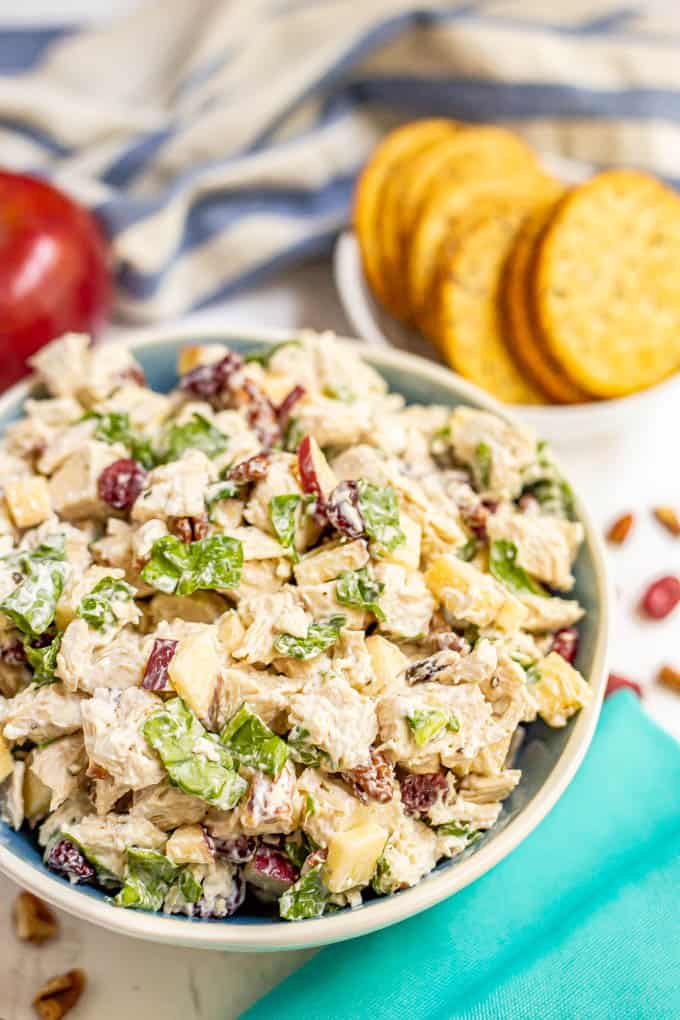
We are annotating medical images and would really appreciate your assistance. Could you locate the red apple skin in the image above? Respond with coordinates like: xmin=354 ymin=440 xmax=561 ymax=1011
xmin=0 ymin=171 xmax=112 ymax=390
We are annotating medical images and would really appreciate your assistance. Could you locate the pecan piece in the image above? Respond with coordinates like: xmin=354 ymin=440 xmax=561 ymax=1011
xmin=342 ymin=751 xmax=394 ymax=804
xmin=33 ymin=969 xmax=85 ymax=1020
xmin=653 ymin=506 xmax=680 ymax=536
xmin=13 ymin=891 xmax=58 ymax=945
xmin=606 ymin=512 xmax=634 ymax=545
xmin=658 ymin=664 xmax=680 ymax=695
xmin=168 ymin=513 xmax=209 ymax=543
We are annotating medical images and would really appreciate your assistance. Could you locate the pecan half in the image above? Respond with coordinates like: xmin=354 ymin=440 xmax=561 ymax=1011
xmin=33 ymin=969 xmax=85 ymax=1020
xmin=653 ymin=506 xmax=680 ymax=537
xmin=342 ymin=751 xmax=394 ymax=804
xmin=658 ymin=664 xmax=680 ymax=695
xmin=606 ymin=512 xmax=634 ymax=545
xmin=13 ymin=891 xmax=58 ymax=945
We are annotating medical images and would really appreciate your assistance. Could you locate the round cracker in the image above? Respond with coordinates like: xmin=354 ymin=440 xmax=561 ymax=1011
xmin=353 ymin=119 xmax=458 ymax=311
xmin=438 ymin=198 xmax=549 ymax=404
xmin=534 ymin=170 xmax=680 ymax=398
xmin=503 ymin=195 xmax=590 ymax=403
xmin=409 ymin=174 xmax=559 ymax=344
xmin=382 ymin=127 xmax=540 ymax=319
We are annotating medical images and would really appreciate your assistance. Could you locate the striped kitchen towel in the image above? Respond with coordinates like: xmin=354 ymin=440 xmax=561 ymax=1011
xmin=2 ymin=0 xmax=680 ymax=323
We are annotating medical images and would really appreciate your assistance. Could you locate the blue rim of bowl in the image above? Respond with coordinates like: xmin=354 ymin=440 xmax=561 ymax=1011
xmin=0 ymin=324 xmax=609 ymax=951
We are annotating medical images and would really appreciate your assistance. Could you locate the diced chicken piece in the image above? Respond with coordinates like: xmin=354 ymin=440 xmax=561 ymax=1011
xmin=239 ymin=760 xmax=296 ymax=835
xmin=3 ymin=684 xmax=82 ymax=744
xmin=57 ymin=621 xmax=147 ymax=694
xmin=244 ymin=452 xmax=318 ymax=553
xmin=4 ymin=415 xmax=54 ymax=462
xmin=264 ymin=331 xmax=386 ymax=401
xmin=365 ymin=635 xmax=409 ymax=695
xmin=131 ymin=518 xmax=168 ymax=564
xmin=458 ymin=769 xmax=521 ymax=804
xmin=406 ymin=639 xmax=498 ymax=688
xmin=36 ymin=791 xmax=92 ymax=848
xmin=295 ymin=769 xmax=368 ymax=848
xmin=90 ymin=519 xmax=134 ymax=573
xmin=377 ymin=681 xmax=504 ymax=772
xmin=296 ymin=396 xmax=365 ymax=447
xmin=131 ymin=781 xmax=207 ymax=830
xmin=24 ymin=396 xmax=83 ymax=428
xmin=190 ymin=859 xmax=242 ymax=918
xmin=324 ymin=821 xmax=388 ymax=893
xmin=167 ymin=626 xmax=222 ymax=725
xmin=28 ymin=733 xmax=86 ymax=812
xmin=297 ymin=581 xmax=368 ymax=630
xmin=56 ymin=565 xmax=135 ymax=631
xmin=0 ymin=759 xmax=25 ymax=830
xmin=224 ymin=526 xmax=286 ymax=561
xmin=132 ymin=450 xmax=213 ymax=522
xmin=217 ymin=610 xmax=245 ymax=654
xmin=214 ymin=666 xmax=303 ymax=732
xmin=293 ymin=538 xmax=369 ymax=587
xmin=288 ymin=671 xmax=377 ymax=771
xmin=28 ymin=333 xmax=90 ymax=397
xmin=331 ymin=630 xmax=378 ymax=694
xmin=37 ymin=419 xmax=97 ymax=476
xmin=381 ymin=513 xmax=421 ymax=570
xmin=374 ymin=563 xmax=435 ymax=641
xmin=64 ymin=814 xmax=166 ymax=878
xmin=425 ymin=555 xmax=527 ymax=633
xmin=234 ymin=591 xmax=310 ymax=666
xmin=21 ymin=518 xmax=93 ymax=573
xmin=518 ymin=593 xmax=585 ymax=634
xmin=487 ymin=505 xmax=583 ymax=592
xmin=166 ymin=824 xmax=214 ymax=865
xmin=450 ymin=406 xmax=537 ymax=499
xmin=531 ymin=651 xmax=591 ymax=727
xmin=4 ymin=476 xmax=52 ymax=529
xmin=94 ymin=384 xmax=170 ymax=431
xmin=376 ymin=811 xmax=438 ymax=892
xmin=235 ymin=559 xmax=290 ymax=600
xmin=48 ymin=440 xmax=124 ymax=521
xmin=149 ymin=592 xmax=227 ymax=627
xmin=81 ymin=687 xmax=165 ymax=795
xmin=479 ymin=651 xmax=538 ymax=736
xmin=330 ymin=444 xmax=391 ymax=487
xmin=79 ymin=343 xmax=145 ymax=406
xmin=428 ymin=776 xmax=503 ymax=832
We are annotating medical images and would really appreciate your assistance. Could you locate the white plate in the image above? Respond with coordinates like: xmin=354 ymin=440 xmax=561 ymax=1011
xmin=333 ymin=154 xmax=680 ymax=446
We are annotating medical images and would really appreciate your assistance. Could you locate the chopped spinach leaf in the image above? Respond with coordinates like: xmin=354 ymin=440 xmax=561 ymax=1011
xmin=269 ymin=494 xmax=301 ymax=562
xmin=279 ymin=865 xmax=329 ymax=921
xmin=164 ymin=413 xmax=228 ymax=462
xmin=141 ymin=535 xmax=243 ymax=595
xmin=221 ymin=704 xmax=289 ymax=777
xmin=335 ymin=567 xmax=385 ymax=620
xmin=0 ymin=538 xmax=68 ymax=637
xmin=273 ymin=615 xmax=345 ymax=661
xmin=473 ymin=441 xmax=492 ymax=490
xmin=77 ymin=576 xmax=135 ymax=630
xmin=356 ymin=480 xmax=404 ymax=554
xmin=243 ymin=339 xmax=300 ymax=367
xmin=23 ymin=632 xmax=62 ymax=685
xmin=489 ymin=539 xmax=545 ymax=596
xmin=143 ymin=698 xmax=247 ymax=810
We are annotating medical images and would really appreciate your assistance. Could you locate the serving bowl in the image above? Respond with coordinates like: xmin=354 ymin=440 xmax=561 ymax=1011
xmin=0 ymin=325 xmax=609 ymax=951
xmin=333 ymin=151 xmax=680 ymax=445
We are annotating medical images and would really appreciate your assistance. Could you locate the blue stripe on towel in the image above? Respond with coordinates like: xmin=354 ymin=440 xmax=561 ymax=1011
xmin=0 ymin=26 xmax=74 ymax=73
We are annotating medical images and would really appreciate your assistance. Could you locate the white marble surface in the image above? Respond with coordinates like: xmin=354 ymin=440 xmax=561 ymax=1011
xmin=2 ymin=3 xmax=680 ymax=1017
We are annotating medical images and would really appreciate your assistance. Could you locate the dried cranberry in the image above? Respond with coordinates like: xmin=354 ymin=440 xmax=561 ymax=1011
xmin=640 ymin=576 xmax=680 ymax=619
xmin=0 ymin=640 xmax=26 ymax=666
xmin=213 ymin=835 xmax=258 ymax=864
xmin=227 ymin=452 xmax=271 ymax=484
xmin=97 ymin=458 xmax=147 ymax=512
xmin=141 ymin=638 xmax=178 ymax=691
xmin=240 ymin=378 xmax=280 ymax=448
xmin=606 ymin=673 xmax=643 ymax=699
xmin=325 ymin=480 xmax=365 ymax=539
xmin=180 ymin=350 xmax=243 ymax=399
xmin=251 ymin=846 xmax=298 ymax=884
xmin=277 ymin=384 xmax=306 ymax=428
xmin=551 ymin=627 xmax=579 ymax=665
xmin=400 ymin=772 xmax=448 ymax=816
xmin=342 ymin=751 xmax=394 ymax=804
xmin=46 ymin=839 xmax=95 ymax=883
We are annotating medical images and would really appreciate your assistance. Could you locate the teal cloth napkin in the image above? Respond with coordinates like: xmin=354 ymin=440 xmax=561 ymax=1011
xmin=243 ymin=693 xmax=680 ymax=1020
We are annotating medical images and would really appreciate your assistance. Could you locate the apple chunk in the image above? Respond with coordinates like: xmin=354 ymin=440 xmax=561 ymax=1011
xmin=297 ymin=435 xmax=337 ymax=502
xmin=167 ymin=628 xmax=221 ymax=724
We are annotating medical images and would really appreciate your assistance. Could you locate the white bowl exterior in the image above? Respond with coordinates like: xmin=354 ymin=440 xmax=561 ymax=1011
xmin=0 ymin=325 xmax=609 ymax=951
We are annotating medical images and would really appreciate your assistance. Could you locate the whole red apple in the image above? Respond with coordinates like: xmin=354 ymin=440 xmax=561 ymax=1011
xmin=0 ymin=171 xmax=112 ymax=390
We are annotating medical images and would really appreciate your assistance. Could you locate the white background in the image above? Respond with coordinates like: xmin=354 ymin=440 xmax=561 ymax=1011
xmin=1 ymin=2 xmax=680 ymax=1019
